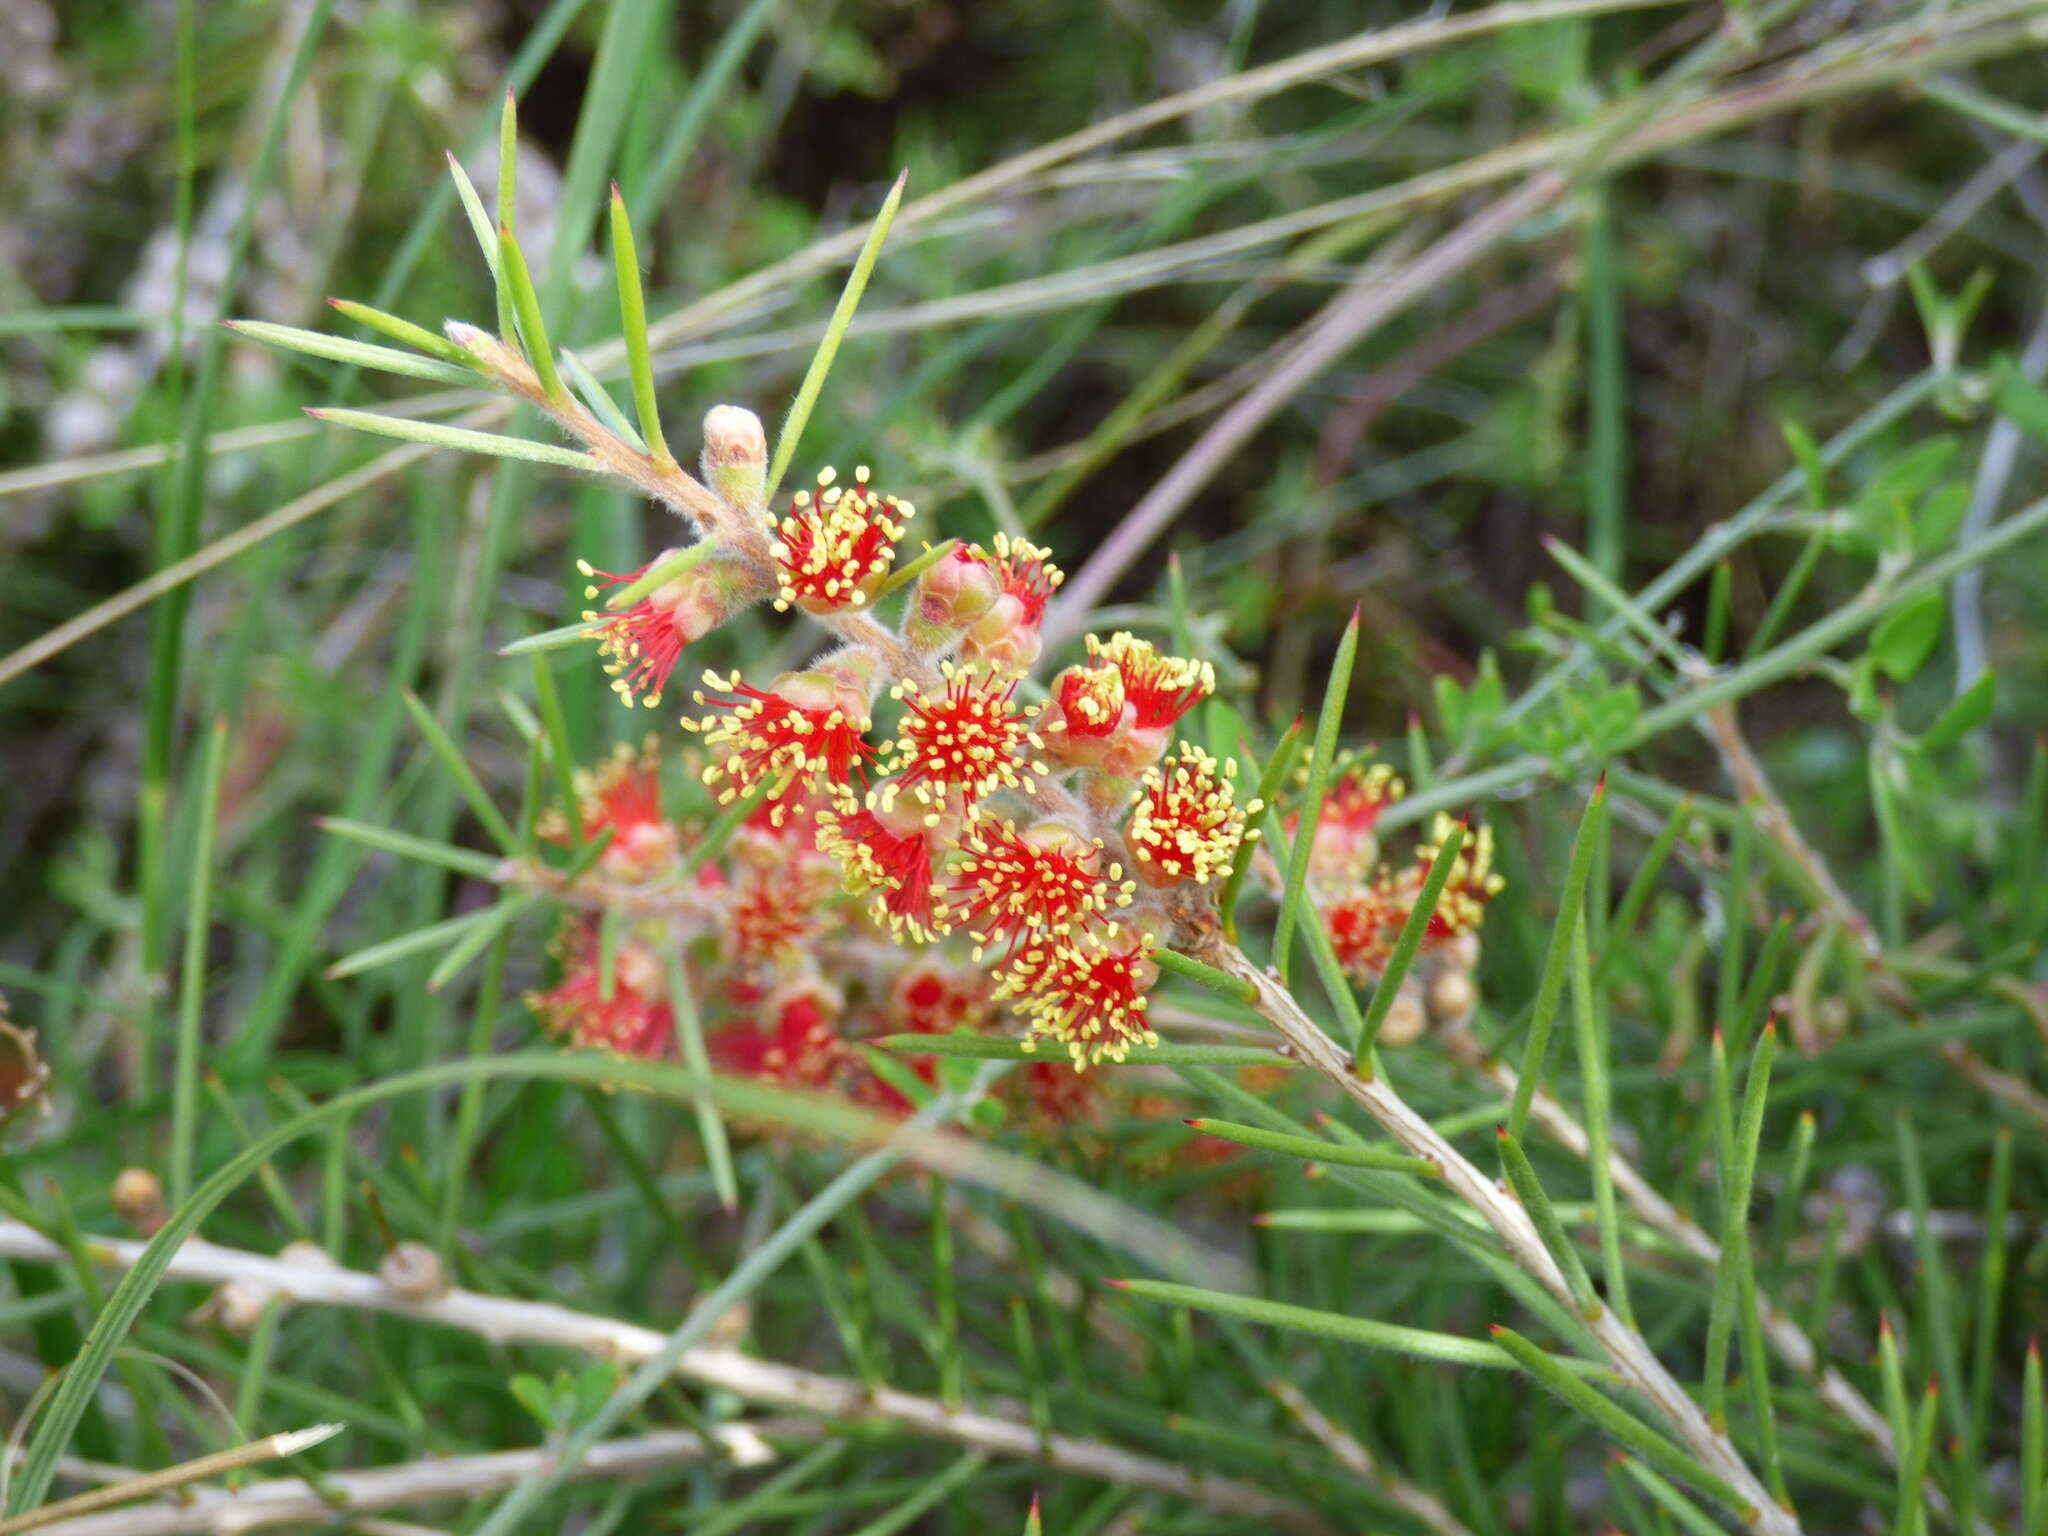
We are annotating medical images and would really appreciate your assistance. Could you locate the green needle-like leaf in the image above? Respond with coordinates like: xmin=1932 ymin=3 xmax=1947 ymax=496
xmin=1220 ymin=714 xmax=1304 ymax=941
xmin=1152 ymin=946 xmax=1259 ymax=1003
xmin=306 ymin=408 xmax=595 ymax=472
xmin=1185 ymin=1118 xmax=1439 ymax=1176
xmin=224 ymin=319 xmax=476 ymax=386
xmin=400 ymin=688 xmax=521 ymax=854
xmin=764 ymin=169 xmax=907 ymax=507
xmin=1273 ymin=607 xmax=1360 ymax=984
xmin=1357 ymin=816 xmax=1465 ymax=1059
xmin=1507 ymin=775 xmax=1608 ymax=1139
xmin=1497 ymin=1125 xmax=1599 ymax=1315
xmin=609 ymin=186 xmax=670 ymax=463
xmin=498 ymin=223 xmax=563 ymax=401
xmin=169 ymin=717 xmax=228 ymax=1208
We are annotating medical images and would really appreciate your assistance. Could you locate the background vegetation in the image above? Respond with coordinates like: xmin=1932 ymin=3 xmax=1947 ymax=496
xmin=4 ymin=0 xmax=2048 ymax=1531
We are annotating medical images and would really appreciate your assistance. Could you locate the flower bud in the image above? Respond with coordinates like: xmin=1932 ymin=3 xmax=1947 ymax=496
xmin=112 ymin=1167 xmax=166 ymax=1236
xmin=959 ymin=592 xmax=1044 ymax=670
xmin=905 ymin=545 xmax=1003 ymax=653
xmin=1427 ymin=967 xmax=1477 ymax=1023
xmin=1043 ymin=663 xmax=1131 ymax=768
xmin=701 ymin=405 xmax=766 ymax=509
xmin=1379 ymin=981 xmax=1429 ymax=1046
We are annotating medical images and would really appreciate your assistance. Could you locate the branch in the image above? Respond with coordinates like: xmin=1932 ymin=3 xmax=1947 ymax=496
xmin=1182 ymin=935 xmax=1798 ymax=1536
xmin=25 ymin=1424 xmax=785 ymax=1536
xmin=0 ymin=1224 xmax=1327 ymax=1535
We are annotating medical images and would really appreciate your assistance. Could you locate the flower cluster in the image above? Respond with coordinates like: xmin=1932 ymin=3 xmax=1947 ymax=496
xmin=543 ymin=408 xmax=1273 ymax=1075
xmin=1303 ymin=762 xmax=1502 ymax=1045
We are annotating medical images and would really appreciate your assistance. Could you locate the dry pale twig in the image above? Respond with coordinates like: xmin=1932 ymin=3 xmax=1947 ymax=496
xmin=24 ymin=1424 xmax=786 ymax=1536
xmin=0 ymin=1225 xmax=1326 ymax=1533
xmin=1268 ymin=1380 xmax=1475 ymax=1536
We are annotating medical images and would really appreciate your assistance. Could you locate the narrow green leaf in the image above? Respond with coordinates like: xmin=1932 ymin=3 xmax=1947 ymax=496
xmin=1184 ymin=1118 xmax=1439 ymax=1176
xmin=764 ymin=169 xmax=907 ymax=506
xmin=1508 ymin=776 xmax=1609 ymax=1139
xmin=1703 ymin=560 xmax=1732 ymax=664
xmin=598 ymin=533 xmax=721 ymax=615
xmin=1152 ymin=946 xmax=1258 ymax=1003
xmin=666 ymin=948 xmax=738 ymax=1214
xmin=1921 ymin=668 xmax=1996 ymax=753
xmin=1274 ymin=608 xmax=1361 ymax=983
xmin=2024 ymin=1338 xmax=2043 ymax=1536
xmin=528 ymin=653 xmax=583 ymax=849
xmin=1220 ymin=714 xmax=1304 ymax=942
xmin=427 ymin=895 xmax=532 ymax=992
xmin=1569 ymin=922 xmax=1629 ymax=1325
xmin=875 ymin=538 xmax=960 ymax=599
xmin=1497 ymin=1126 xmax=1598 ymax=1315
xmin=326 ymin=905 xmax=505 ymax=980
xmin=327 ymin=297 xmax=475 ymax=364
xmin=1870 ymin=589 xmax=1946 ymax=683
xmin=306 ymin=408 xmax=595 ymax=472
xmin=1895 ymin=1383 xmax=1940 ymax=1536
xmin=498 ymin=224 xmax=563 ymax=401
xmin=444 ymin=149 xmax=502 ymax=280
xmin=1544 ymin=535 xmax=1683 ymax=670
xmin=929 ymin=1175 xmax=962 ymax=1411
xmin=494 ymin=88 xmax=519 ymax=344
xmin=1115 ymin=1280 xmax=1601 ymax=1375
xmin=1897 ymin=1116 xmax=1969 ymax=1454
xmin=498 ymin=620 xmax=604 ymax=657
xmin=224 ymin=319 xmax=475 ymax=386
xmin=871 ymin=1033 xmax=1287 ymax=1068
xmin=559 ymin=347 xmax=644 ymax=451
xmin=1745 ymin=524 xmax=1829 ymax=660
xmin=400 ymin=688 xmax=521 ymax=853
xmin=169 ymin=718 xmax=229 ymax=1207
xmin=1593 ymin=792 xmax=1691 ymax=985
xmin=1357 ymin=816 xmax=1465 ymax=1059
xmin=609 ymin=186 xmax=670 ymax=463
xmin=315 ymin=818 xmax=503 ymax=880
xmin=1489 ymin=1325 xmax=1752 ymax=1520
xmin=1769 ymin=1109 xmax=1816 ymax=1285
xmin=1970 ymin=1130 xmax=2016 ymax=1488
xmin=1616 ymin=1456 xmax=1733 ymax=1536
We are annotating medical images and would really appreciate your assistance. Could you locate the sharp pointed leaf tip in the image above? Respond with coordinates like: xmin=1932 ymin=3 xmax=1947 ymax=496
xmin=1104 ymin=1278 xmax=1130 ymax=1290
xmin=1347 ymin=602 xmax=1362 ymax=628
xmin=1487 ymin=1323 xmax=1504 ymax=1336
xmin=1183 ymin=1118 xmax=1203 ymax=1129
xmin=1594 ymin=770 xmax=1608 ymax=794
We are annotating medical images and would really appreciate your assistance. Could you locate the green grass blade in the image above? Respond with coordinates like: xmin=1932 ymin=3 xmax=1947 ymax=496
xmin=325 ymin=905 xmax=506 ymax=980
xmin=1357 ymin=816 xmax=1465 ymax=1058
xmin=1273 ymin=607 xmax=1360 ymax=984
xmin=1570 ymin=918 xmax=1630 ymax=1324
xmin=1895 ymin=1382 xmax=1939 ymax=1536
xmin=425 ymin=895 xmax=532 ymax=992
xmin=559 ymin=347 xmax=644 ymax=451
xmin=498 ymin=620 xmax=603 ymax=657
xmin=665 ymin=948 xmax=738 ymax=1215
xmin=306 ymin=408 xmax=594 ymax=472
xmin=399 ymin=688 xmax=521 ymax=854
xmin=1897 ymin=1115 xmax=1969 ymax=1455
xmin=1970 ymin=1129 xmax=2016 ymax=1482
xmin=1584 ymin=183 xmax=1627 ymax=611
xmin=495 ymin=87 xmax=519 ymax=342
xmin=764 ymin=169 xmax=908 ymax=507
xmin=1184 ymin=1118 xmax=1440 ymax=1176
xmin=1594 ymin=792 xmax=1690 ymax=985
xmin=445 ymin=149 xmax=503 ymax=281
xmin=169 ymin=717 xmax=229 ymax=1208
xmin=2025 ymin=1338 xmax=2044 ymax=1536
xmin=1507 ymin=776 xmax=1609 ymax=1139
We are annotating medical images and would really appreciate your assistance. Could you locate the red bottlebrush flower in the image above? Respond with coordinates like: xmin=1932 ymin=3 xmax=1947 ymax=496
xmin=882 ymin=662 xmax=1048 ymax=821
xmin=1324 ymin=877 xmax=1404 ymax=982
xmin=942 ymin=815 xmax=1134 ymax=959
xmin=1412 ymin=815 xmax=1505 ymax=941
xmin=540 ymin=739 xmax=678 ymax=880
xmin=769 ymin=465 xmax=911 ymax=614
xmin=526 ymin=917 xmax=674 ymax=1059
xmin=998 ymin=926 xmax=1159 ymax=1069
xmin=890 ymin=962 xmax=994 ymax=1035
xmin=579 ymin=550 xmax=737 ymax=709
xmin=1292 ymin=762 xmax=1404 ymax=882
xmin=815 ymin=789 xmax=943 ymax=941
xmin=711 ymin=992 xmax=844 ymax=1087
xmin=727 ymin=860 xmax=840 ymax=963
xmin=1051 ymin=662 xmax=1128 ymax=744
xmin=959 ymin=535 xmax=1063 ymax=670
xmin=1126 ymin=744 xmax=1260 ymax=888
xmin=687 ymin=669 xmax=876 ymax=811
xmin=1087 ymin=632 xmax=1214 ymax=731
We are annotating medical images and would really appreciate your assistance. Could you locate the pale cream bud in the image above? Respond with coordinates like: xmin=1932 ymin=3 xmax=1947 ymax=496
xmin=1379 ymin=982 xmax=1429 ymax=1046
xmin=112 ymin=1167 xmax=166 ymax=1236
xmin=701 ymin=405 xmax=766 ymax=509
xmin=380 ymin=1241 xmax=451 ymax=1302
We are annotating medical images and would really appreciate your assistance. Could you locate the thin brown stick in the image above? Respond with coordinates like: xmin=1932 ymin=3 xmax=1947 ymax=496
xmin=1268 ymin=1380 xmax=1475 ymax=1536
